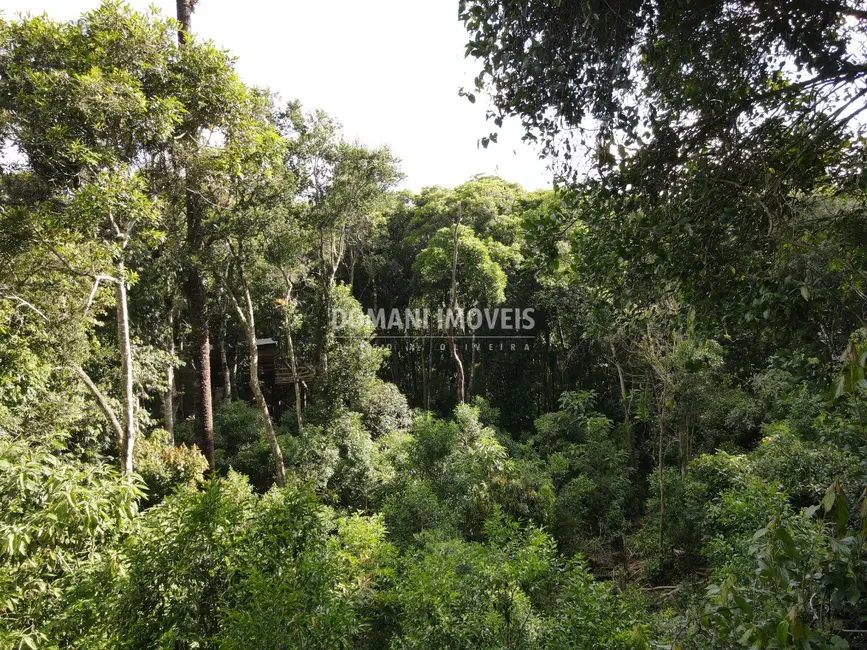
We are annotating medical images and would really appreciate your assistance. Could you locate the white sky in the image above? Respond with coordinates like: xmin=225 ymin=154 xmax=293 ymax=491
xmin=0 ymin=0 xmax=553 ymax=191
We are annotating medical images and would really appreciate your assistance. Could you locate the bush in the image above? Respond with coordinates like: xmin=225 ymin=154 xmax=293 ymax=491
xmin=703 ymin=476 xmax=791 ymax=573
xmin=108 ymin=473 xmax=394 ymax=649
xmin=380 ymin=478 xmax=456 ymax=546
xmin=750 ymin=422 xmax=864 ymax=508
xmin=0 ymin=439 xmax=142 ymax=649
xmin=176 ymin=400 xmax=271 ymax=488
xmin=326 ymin=411 xmax=389 ymax=509
xmin=359 ymin=379 xmax=412 ymax=438
xmin=281 ymin=424 xmax=340 ymax=492
xmin=696 ymin=506 xmax=864 ymax=650
xmin=390 ymin=512 xmax=646 ymax=650
xmin=133 ymin=429 xmax=208 ymax=506
xmin=632 ymin=467 xmax=709 ymax=578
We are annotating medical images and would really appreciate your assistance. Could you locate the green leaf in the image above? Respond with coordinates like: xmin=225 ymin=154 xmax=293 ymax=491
xmin=776 ymin=619 xmax=790 ymax=647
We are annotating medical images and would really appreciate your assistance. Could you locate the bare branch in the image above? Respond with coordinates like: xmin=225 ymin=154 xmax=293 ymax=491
xmin=1 ymin=294 xmax=49 ymax=322
xmin=69 ymin=365 xmax=124 ymax=454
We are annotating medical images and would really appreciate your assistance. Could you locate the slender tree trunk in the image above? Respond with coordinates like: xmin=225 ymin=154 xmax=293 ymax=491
xmin=184 ymin=192 xmax=215 ymax=470
xmin=468 ymin=331 xmax=476 ymax=398
xmin=242 ymin=306 xmax=286 ymax=487
xmin=316 ymin=231 xmax=331 ymax=381
xmin=447 ymin=219 xmax=465 ymax=404
xmin=116 ymin=262 xmax=136 ymax=475
xmin=426 ymin=334 xmax=434 ymax=410
xmin=219 ymin=316 xmax=232 ymax=402
xmin=280 ymin=272 xmax=303 ymax=434
xmin=231 ymin=349 xmax=239 ymax=397
xmin=163 ymin=303 xmax=176 ymax=442
xmin=73 ymin=365 xmax=123 ymax=455
xmin=226 ymin=260 xmax=286 ymax=486
xmin=658 ymin=411 xmax=666 ymax=559
xmin=286 ymin=327 xmax=303 ymax=433
xmin=317 ymin=291 xmax=330 ymax=380
xmin=420 ymin=335 xmax=429 ymax=410
xmin=176 ymin=0 xmax=214 ymax=469
xmin=610 ymin=342 xmax=632 ymax=452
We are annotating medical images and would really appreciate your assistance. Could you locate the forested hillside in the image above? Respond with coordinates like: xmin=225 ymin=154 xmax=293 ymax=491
xmin=1 ymin=1 xmax=866 ymax=648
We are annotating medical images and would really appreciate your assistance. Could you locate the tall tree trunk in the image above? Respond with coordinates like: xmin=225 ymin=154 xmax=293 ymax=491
xmin=175 ymin=0 xmax=193 ymax=43
xmin=242 ymin=300 xmax=286 ymax=487
xmin=280 ymin=270 xmax=303 ymax=434
xmin=231 ymin=349 xmax=239 ymax=398
xmin=184 ymin=191 xmax=215 ymax=470
xmin=280 ymin=269 xmax=304 ymax=434
xmin=219 ymin=315 xmax=232 ymax=402
xmin=226 ymin=259 xmax=286 ymax=486
xmin=286 ymin=327 xmax=303 ymax=433
xmin=468 ymin=331 xmax=476 ymax=398
xmin=163 ymin=302 xmax=177 ymax=442
xmin=610 ymin=342 xmax=632 ymax=452
xmin=316 ymin=231 xmax=330 ymax=381
xmin=447 ymin=219 xmax=465 ymax=404
xmin=420 ymin=336 xmax=428 ymax=410
xmin=658 ymin=411 xmax=666 ymax=560
xmin=176 ymin=0 xmax=214 ymax=469
xmin=426 ymin=334 xmax=434 ymax=410
xmin=116 ymin=262 xmax=136 ymax=475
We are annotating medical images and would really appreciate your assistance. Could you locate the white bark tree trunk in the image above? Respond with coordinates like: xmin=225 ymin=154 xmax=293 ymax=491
xmin=116 ymin=262 xmax=136 ymax=475
xmin=280 ymin=272 xmax=304 ymax=434
xmin=224 ymin=256 xmax=287 ymax=487
xmin=447 ymin=219 xmax=465 ymax=404
xmin=164 ymin=304 xmax=176 ymax=442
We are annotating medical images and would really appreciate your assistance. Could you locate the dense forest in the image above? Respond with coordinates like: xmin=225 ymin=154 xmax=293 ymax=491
xmin=1 ymin=0 xmax=867 ymax=648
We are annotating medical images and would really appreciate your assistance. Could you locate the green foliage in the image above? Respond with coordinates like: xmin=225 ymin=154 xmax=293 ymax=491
xmin=414 ymin=224 xmax=508 ymax=307
xmin=5 ymin=1 xmax=867 ymax=648
xmin=390 ymin=511 xmax=643 ymax=650
xmin=358 ymin=379 xmax=412 ymax=439
xmin=697 ymin=503 xmax=865 ymax=650
xmin=133 ymin=430 xmax=208 ymax=506
xmin=750 ymin=424 xmax=864 ymax=508
xmin=325 ymin=411 xmax=388 ymax=510
xmin=106 ymin=473 xmax=395 ymax=649
xmin=319 ymin=285 xmax=389 ymax=414
xmin=0 ymin=438 xmax=142 ymax=648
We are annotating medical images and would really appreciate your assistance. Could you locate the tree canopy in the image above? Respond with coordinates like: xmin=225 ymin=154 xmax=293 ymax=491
xmin=0 ymin=2 xmax=866 ymax=649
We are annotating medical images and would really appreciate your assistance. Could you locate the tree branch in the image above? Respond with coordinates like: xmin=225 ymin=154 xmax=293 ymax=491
xmin=70 ymin=365 xmax=124 ymax=454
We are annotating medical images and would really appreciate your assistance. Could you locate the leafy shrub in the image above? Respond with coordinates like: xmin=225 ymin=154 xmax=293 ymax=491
xmin=750 ymin=423 xmax=864 ymax=508
xmin=703 ymin=476 xmax=792 ymax=573
xmin=0 ymin=439 xmax=142 ymax=649
xmin=633 ymin=467 xmax=709 ymax=578
xmin=320 ymin=285 xmax=389 ymax=414
xmin=326 ymin=411 xmax=389 ymax=509
xmin=696 ymin=502 xmax=864 ymax=650
xmin=281 ymin=424 xmax=340 ymax=492
xmin=109 ymin=472 xmax=394 ymax=649
xmin=408 ymin=411 xmax=460 ymax=475
xmin=133 ymin=429 xmax=208 ymax=506
xmin=358 ymin=379 xmax=412 ymax=438
xmin=390 ymin=512 xmax=646 ymax=650
xmin=380 ymin=478 xmax=456 ymax=546
xmin=216 ymin=491 xmax=394 ymax=650
xmin=111 ymin=472 xmax=257 ymax=647
xmin=176 ymin=400 xmax=271 ymax=488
